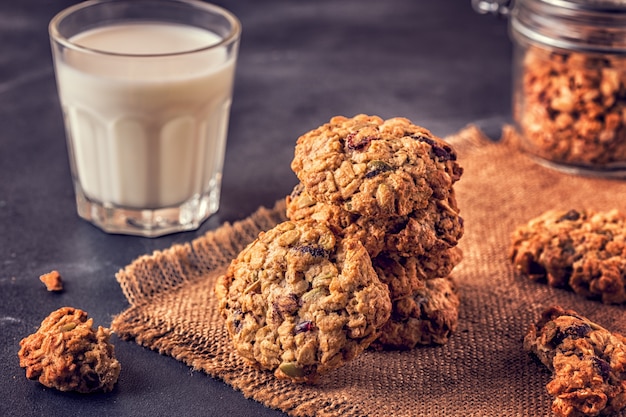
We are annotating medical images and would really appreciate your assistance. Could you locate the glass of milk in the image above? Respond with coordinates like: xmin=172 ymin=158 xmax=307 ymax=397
xmin=49 ymin=0 xmax=241 ymax=237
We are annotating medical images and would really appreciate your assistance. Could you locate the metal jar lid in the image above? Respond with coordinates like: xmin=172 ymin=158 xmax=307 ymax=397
xmin=474 ymin=0 xmax=626 ymax=54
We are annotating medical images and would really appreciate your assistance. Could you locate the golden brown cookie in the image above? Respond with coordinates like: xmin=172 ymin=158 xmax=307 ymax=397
xmin=18 ymin=307 xmax=121 ymax=393
xmin=291 ymin=114 xmax=462 ymax=218
xmin=510 ymin=208 xmax=626 ymax=304
xmin=215 ymin=220 xmax=391 ymax=383
xmin=286 ymin=183 xmax=464 ymax=258
xmin=524 ymin=306 xmax=626 ymax=417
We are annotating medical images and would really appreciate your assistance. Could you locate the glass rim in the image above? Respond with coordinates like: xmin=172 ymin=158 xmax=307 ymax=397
xmin=48 ymin=0 xmax=241 ymax=58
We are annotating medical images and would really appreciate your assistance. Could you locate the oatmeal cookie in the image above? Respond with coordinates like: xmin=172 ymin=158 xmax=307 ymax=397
xmin=510 ymin=208 xmax=626 ymax=304
xmin=291 ymin=114 xmax=462 ymax=218
xmin=286 ymin=183 xmax=464 ymax=258
xmin=215 ymin=220 xmax=391 ymax=383
xmin=524 ymin=306 xmax=626 ymax=417
xmin=372 ymin=250 xmax=462 ymax=299
xmin=371 ymin=277 xmax=460 ymax=350
xmin=18 ymin=307 xmax=121 ymax=393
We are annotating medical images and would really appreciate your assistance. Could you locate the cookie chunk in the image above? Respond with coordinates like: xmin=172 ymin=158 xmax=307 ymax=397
xmin=18 ymin=307 xmax=121 ymax=393
xmin=524 ymin=306 xmax=626 ymax=417
xmin=215 ymin=220 xmax=391 ymax=383
xmin=371 ymin=277 xmax=460 ymax=350
xmin=510 ymin=209 xmax=626 ymax=304
xmin=286 ymin=183 xmax=464 ymax=258
xmin=291 ymin=114 xmax=462 ymax=218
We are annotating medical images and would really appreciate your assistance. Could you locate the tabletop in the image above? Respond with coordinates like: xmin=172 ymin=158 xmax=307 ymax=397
xmin=0 ymin=1 xmax=512 ymax=416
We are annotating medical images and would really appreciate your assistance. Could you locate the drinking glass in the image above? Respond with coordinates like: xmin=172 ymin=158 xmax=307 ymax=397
xmin=49 ymin=0 xmax=241 ymax=237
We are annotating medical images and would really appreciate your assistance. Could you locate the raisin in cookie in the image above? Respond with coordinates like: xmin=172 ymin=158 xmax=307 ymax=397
xmin=286 ymin=183 xmax=464 ymax=258
xmin=524 ymin=306 xmax=626 ymax=417
xmin=371 ymin=277 xmax=460 ymax=350
xmin=215 ymin=220 xmax=391 ymax=383
xmin=510 ymin=208 xmax=626 ymax=304
xmin=18 ymin=307 xmax=121 ymax=393
xmin=291 ymin=114 xmax=463 ymax=218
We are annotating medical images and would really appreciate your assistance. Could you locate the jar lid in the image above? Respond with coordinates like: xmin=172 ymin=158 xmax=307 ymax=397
xmin=511 ymin=0 xmax=626 ymax=53
xmin=551 ymin=0 xmax=626 ymax=11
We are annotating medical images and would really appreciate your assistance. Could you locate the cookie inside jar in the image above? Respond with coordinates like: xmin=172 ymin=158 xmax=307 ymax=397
xmin=509 ymin=0 xmax=626 ymax=177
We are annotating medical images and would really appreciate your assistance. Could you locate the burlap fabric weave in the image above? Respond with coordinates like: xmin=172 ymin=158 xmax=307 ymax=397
xmin=111 ymin=126 xmax=626 ymax=417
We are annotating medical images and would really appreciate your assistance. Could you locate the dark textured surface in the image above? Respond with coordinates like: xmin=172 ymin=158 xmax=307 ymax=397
xmin=0 ymin=1 xmax=511 ymax=416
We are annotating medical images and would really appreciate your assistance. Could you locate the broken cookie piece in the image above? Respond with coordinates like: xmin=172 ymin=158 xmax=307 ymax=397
xmin=524 ymin=306 xmax=626 ymax=417
xmin=18 ymin=306 xmax=121 ymax=393
xmin=39 ymin=270 xmax=63 ymax=292
xmin=510 ymin=209 xmax=626 ymax=304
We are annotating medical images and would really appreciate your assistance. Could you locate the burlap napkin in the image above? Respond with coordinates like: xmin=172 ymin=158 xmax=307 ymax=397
xmin=111 ymin=125 xmax=626 ymax=417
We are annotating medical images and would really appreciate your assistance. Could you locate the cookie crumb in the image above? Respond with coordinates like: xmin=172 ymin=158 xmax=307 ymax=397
xmin=39 ymin=270 xmax=63 ymax=292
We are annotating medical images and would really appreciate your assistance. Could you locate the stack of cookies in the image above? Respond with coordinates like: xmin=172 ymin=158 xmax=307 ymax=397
xmin=288 ymin=114 xmax=464 ymax=350
xmin=216 ymin=114 xmax=464 ymax=383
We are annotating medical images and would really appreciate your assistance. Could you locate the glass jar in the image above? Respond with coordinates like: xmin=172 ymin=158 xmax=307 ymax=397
xmin=474 ymin=0 xmax=626 ymax=177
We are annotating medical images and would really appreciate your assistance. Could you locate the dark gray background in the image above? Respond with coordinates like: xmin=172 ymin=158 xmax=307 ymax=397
xmin=0 ymin=1 xmax=512 ymax=416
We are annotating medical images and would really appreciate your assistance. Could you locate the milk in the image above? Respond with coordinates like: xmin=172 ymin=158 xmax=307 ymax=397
xmin=55 ymin=22 xmax=236 ymax=210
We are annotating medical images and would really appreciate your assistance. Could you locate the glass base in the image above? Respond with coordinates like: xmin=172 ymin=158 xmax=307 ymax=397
xmin=529 ymin=154 xmax=626 ymax=179
xmin=74 ymin=187 xmax=220 ymax=238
